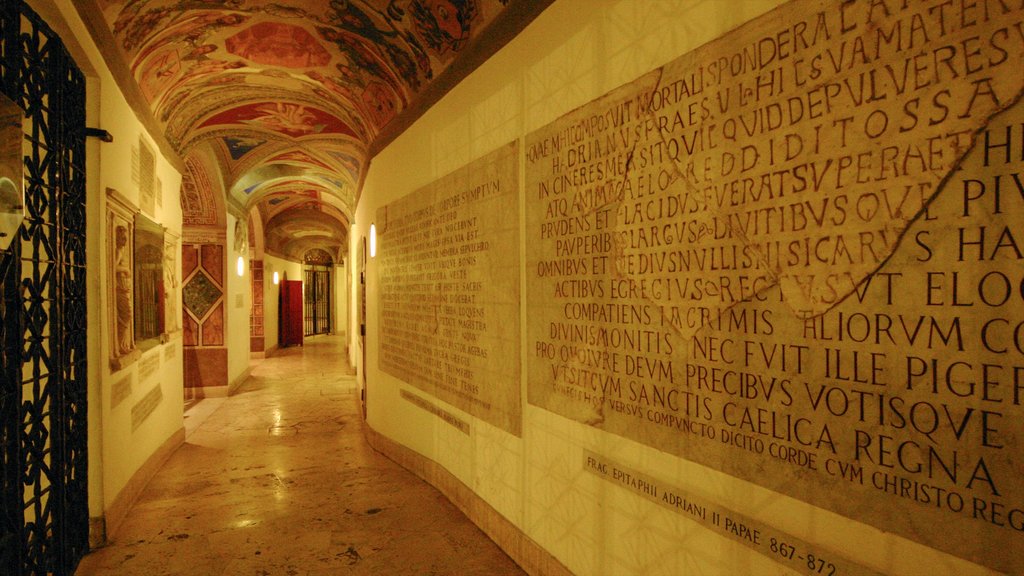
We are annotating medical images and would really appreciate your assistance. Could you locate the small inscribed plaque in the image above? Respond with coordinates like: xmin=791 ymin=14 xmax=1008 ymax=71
xmin=138 ymin=136 xmax=156 ymax=216
xmin=131 ymin=142 xmax=139 ymax=186
xmin=131 ymin=384 xmax=163 ymax=431
xmin=163 ymin=341 xmax=177 ymax=362
xmin=110 ymin=374 xmax=133 ymax=410
xmin=138 ymin=351 xmax=160 ymax=384
xmin=584 ymin=452 xmax=881 ymax=576
xmin=378 ymin=141 xmax=521 ymax=435
xmin=401 ymin=389 xmax=471 ymax=435
xmin=526 ymin=1 xmax=1024 ymax=573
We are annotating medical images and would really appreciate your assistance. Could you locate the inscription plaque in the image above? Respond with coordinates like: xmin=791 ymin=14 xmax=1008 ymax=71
xmin=110 ymin=374 xmax=132 ymax=410
xmin=584 ymin=452 xmax=881 ymax=576
xmin=378 ymin=142 xmax=521 ymax=435
xmin=131 ymin=384 xmax=163 ymax=431
xmin=526 ymin=1 xmax=1024 ymax=572
xmin=138 ymin=352 xmax=160 ymax=383
xmin=401 ymin=389 xmax=471 ymax=435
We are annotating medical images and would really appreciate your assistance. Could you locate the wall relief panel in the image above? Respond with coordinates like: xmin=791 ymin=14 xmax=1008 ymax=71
xmin=378 ymin=141 xmax=521 ymax=435
xmin=182 ymin=241 xmax=227 ymax=388
xmin=526 ymin=1 xmax=1024 ymax=572
xmin=107 ymin=188 xmax=139 ymax=371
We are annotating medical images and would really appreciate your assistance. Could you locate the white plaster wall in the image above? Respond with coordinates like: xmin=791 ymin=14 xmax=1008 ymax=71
xmin=356 ymin=1 xmax=1001 ymax=575
xmin=225 ymin=213 xmax=251 ymax=387
xmin=30 ymin=0 xmax=185 ymax=522
xmin=348 ymin=228 xmax=364 ymax=372
xmin=333 ymin=262 xmax=347 ymax=336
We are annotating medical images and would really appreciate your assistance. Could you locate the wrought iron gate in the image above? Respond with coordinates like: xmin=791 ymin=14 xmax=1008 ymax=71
xmin=304 ymin=265 xmax=331 ymax=336
xmin=0 ymin=2 xmax=89 ymax=575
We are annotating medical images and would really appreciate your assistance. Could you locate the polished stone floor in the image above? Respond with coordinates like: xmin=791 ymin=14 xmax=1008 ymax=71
xmin=77 ymin=336 xmax=525 ymax=576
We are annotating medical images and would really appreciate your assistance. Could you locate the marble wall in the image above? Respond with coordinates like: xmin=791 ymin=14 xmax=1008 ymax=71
xmin=377 ymin=142 xmax=521 ymax=434
xmin=524 ymin=1 xmax=1024 ymax=572
xmin=362 ymin=1 xmax=1024 ymax=574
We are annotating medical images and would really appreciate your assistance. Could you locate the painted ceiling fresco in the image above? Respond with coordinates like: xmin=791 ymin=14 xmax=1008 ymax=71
xmin=81 ymin=0 xmax=550 ymax=260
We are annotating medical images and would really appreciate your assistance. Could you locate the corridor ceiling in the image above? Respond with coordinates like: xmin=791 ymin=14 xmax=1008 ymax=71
xmin=76 ymin=0 xmax=551 ymax=261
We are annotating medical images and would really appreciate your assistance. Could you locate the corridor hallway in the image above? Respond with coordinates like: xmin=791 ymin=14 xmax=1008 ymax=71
xmin=76 ymin=337 xmax=525 ymax=576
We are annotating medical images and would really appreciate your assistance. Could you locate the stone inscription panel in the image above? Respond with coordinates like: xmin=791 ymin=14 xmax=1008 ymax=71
xmin=110 ymin=373 xmax=133 ymax=411
xmin=379 ymin=142 xmax=521 ymax=435
xmin=138 ymin=352 xmax=160 ymax=383
xmin=401 ymin=389 xmax=471 ymax=436
xmin=584 ymin=451 xmax=881 ymax=576
xmin=527 ymin=1 xmax=1024 ymax=572
xmin=131 ymin=383 xmax=163 ymax=432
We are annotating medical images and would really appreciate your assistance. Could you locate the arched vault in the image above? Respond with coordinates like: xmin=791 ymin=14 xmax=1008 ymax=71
xmin=77 ymin=0 xmax=553 ymax=259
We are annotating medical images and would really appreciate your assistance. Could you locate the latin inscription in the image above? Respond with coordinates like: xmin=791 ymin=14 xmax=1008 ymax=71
xmin=138 ymin=352 xmax=160 ymax=383
xmin=400 ymin=389 xmax=471 ymax=435
xmin=379 ymin=142 xmax=521 ymax=435
xmin=584 ymin=451 xmax=881 ymax=576
xmin=131 ymin=383 xmax=163 ymax=432
xmin=110 ymin=373 xmax=132 ymax=410
xmin=527 ymin=1 xmax=1024 ymax=572
xmin=163 ymin=341 xmax=177 ymax=362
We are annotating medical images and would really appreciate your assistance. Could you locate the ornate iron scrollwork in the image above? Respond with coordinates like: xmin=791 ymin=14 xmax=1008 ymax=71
xmin=0 ymin=2 xmax=88 ymax=575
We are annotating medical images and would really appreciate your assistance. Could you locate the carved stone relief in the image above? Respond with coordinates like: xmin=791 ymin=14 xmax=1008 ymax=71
xmin=107 ymin=188 xmax=139 ymax=371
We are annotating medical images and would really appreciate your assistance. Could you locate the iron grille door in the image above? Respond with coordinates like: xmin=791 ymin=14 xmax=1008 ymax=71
xmin=0 ymin=2 xmax=88 ymax=575
xmin=303 ymin=266 xmax=331 ymax=336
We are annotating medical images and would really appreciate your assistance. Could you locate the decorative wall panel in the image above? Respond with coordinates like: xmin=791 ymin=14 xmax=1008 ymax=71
xmin=526 ymin=1 xmax=1024 ymax=573
xmin=106 ymin=188 xmax=138 ymax=371
xmin=181 ymin=242 xmax=226 ymax=388
xmin=378 ymin=141 xmax=521 ymax=435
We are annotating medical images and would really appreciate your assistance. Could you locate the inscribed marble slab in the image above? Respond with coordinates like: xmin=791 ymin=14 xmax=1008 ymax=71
xmin=138 ymin=352 xmax=160 ymax=383
xmin=131 ymin=384 xmax=163 ymax=431
xmin=526 ymin=1 xmax=1024 ymax=572
xmin=378 ymin=141 xmax=521 ymax=435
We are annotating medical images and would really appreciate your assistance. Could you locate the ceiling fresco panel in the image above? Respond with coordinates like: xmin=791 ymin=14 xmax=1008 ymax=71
xmin=225 ymin=22 xmax=332 ymax=68
xmin=82 ymin=0 xmax=552 ymax=263
xmin=180 ymin=155 xmax=221 ymax=227
xmin=222 ymin=135 xmax=266 ymax=160
xmin=197 ymin=102 xmax=356 ymax=139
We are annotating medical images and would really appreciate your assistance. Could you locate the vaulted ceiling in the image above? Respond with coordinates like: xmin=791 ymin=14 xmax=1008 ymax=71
xmin=77 ymin=0 xmax=551 ymax=262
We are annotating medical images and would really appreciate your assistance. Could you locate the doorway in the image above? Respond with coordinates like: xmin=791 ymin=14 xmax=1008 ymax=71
xmin=303 ymin=249 xmax=333 ymax=337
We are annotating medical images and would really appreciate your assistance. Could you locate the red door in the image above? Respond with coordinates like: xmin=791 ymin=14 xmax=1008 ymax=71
xmin=281 ymin=279 xmax=304 ymax=347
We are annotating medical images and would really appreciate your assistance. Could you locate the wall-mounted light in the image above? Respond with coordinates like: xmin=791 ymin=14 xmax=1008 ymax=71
xmin=369 ymin=223 xmax=377 ymax=258
xmin=236 ymin=255 xmax=245 ymax=277
xmin=272 ymin=271 xmax=280 ymax=285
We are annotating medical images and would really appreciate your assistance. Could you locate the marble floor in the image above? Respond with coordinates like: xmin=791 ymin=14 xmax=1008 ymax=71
xmin=77 ymin=336 xmax=525 ymax=576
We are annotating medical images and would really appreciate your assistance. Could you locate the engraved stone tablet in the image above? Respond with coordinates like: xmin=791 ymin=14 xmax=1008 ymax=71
xmin=131 ymin=384 xmax=163 ymax=431
xmin=138 ymin=352 xmax=160 ymax=383
xmin=526 ymin=1 xmax=1024 ymax=572
xmin=379 ymin=141 xmax=521 ymax=435
xmin=110 ymin=373 xmax=133 ymax=410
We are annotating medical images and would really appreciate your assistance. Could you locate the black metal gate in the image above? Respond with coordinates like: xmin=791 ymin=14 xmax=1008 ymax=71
xmin=304 ymin=265 xmax=331 ymax=336
xmin=0 ymin=2 xmax=89 ymax=575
